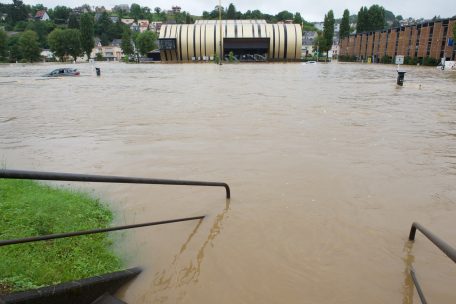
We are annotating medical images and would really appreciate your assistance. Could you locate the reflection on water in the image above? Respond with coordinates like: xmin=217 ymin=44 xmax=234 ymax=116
xmin=401 ymin=241 xmax=415 ymax=304
xmin=1 ymin=62 xmax=456 ymax=303
xmin=152 ymin=199 xmax=230 ymax=302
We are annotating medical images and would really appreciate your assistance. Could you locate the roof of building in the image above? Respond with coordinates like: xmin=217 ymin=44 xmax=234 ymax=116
xmin=35 ymin=10 xmax=47 ymax=18
xmin=111 ymin=39 xmax=122 ymax=46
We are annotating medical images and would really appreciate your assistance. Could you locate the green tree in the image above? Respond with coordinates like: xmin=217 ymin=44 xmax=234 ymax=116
xmin=135 ymin=30 xmax=156 ymax=56
xmin=68 ymin=13 xmax=79 ymax=29
xmin=79 ymin=13 xmax=94 ymax=60
xmin=121 ymin=28 xmax=134 ymax=57
xmin=8 ymin=0 xmax=28 ymax=24
xmin=48 ymin=28 xmax=66 ymax=60
xmin=322 ymin=10 xmax=335 ymax=57
xmin=7 ymin=35 xmax=21 ymax=62
xmin=50 ymin=6 xmax=71 ymax=24
xmin=95 ymin=11 xmax=112 ymax=38
xmin=367 ymin=5 xmax=385 ymax=31
xmin=26 ymin=20 xmax=55 ymax=48
xmin=293 ymin=12 xmax=303 ymax=25
xmin=18 ymin=30 xmax=41 ymax=62
xmin=65 ymin=29 xmax=82 ymax=61
xmin=276 ymin=10 xmax=293 ymax=21
xmin=0 ymin=29 xmax=7 ymax=61
xmin=356 ymin=6 xmax=368 ymax=33
xmin=48 ymin=28 xmax=82 ymax=61
xmin=313 ymin=32 xmax=325 ymax=57
xmin=227 ymin=3 xmax=236 ymax=19
xmin=130 ymin=3 xmax=142 ymax=20
xmin=340 ymin=9 xmax=350 ymax=39
xmin=13 ymin=20 xmax=28 ymax=31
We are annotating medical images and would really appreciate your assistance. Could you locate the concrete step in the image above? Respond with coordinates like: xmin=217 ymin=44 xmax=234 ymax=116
xmin=0 ymin=267 xmax=141 ymax=304
xmin=91 ymin=293 xmax=127 ymax=304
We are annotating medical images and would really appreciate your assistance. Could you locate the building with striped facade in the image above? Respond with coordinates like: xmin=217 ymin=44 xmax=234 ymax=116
xmin=158 ymin=20 xmax=302 ymax=62
xmin=339 ymin=17 xmax=456 ymax=62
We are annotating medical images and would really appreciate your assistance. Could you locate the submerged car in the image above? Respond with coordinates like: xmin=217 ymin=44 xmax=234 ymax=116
xmin=44 ymin=68 xmax=80 ymax=77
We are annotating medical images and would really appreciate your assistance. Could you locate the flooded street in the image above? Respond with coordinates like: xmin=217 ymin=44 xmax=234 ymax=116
xmin=1 ymin=62 xmax=456 ymax=303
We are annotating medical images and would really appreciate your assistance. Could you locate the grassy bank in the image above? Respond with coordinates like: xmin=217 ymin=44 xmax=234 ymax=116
xmin=0 ymin=179 xmax=122 ymax=293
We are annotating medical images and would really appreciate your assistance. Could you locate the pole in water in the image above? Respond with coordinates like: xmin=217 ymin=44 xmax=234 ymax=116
xmin=397 ymin=71 xmax=406 ymax=86
xmin=95 ymin=67 xmax=101 ymax=76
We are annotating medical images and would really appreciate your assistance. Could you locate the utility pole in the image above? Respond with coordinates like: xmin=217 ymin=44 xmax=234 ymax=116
xmin=218 ymin=0 xmax=223 ymax=65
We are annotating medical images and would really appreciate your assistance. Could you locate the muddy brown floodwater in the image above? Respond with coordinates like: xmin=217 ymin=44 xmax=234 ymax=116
xmin=1 ymin=62 xmax=456 ymax=303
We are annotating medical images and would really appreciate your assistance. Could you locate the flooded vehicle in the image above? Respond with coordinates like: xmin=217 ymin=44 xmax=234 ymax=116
xmin=43 ymin=68 xmax=80 ymax=77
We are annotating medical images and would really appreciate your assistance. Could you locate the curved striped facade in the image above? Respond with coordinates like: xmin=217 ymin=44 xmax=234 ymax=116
xmin=158 ymin=20 xmax=302 ymax=62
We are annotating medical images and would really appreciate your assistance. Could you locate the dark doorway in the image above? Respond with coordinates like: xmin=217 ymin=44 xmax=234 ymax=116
xmin=223 ymin=38 xmax=270 ymax=61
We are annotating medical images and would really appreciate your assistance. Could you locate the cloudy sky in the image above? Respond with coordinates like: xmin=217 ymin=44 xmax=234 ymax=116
xmin=11 ymin=0 xmax=455 ymax=21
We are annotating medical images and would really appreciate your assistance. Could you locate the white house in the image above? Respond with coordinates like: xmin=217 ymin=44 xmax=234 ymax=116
xmin=35 ymin=10 xmax=50 ymax=21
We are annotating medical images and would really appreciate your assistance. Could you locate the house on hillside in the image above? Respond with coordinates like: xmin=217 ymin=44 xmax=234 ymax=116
xmin=130 ymin=22 xmax=139 ymax=32
xmin=111 ymin=39 xmax=122 ymax=47
xmin=302 ymin=31 xmax=318 ymax=57
xmin=91 ymin=40 xmax=123 ymax=61
xmin=110 ymin=16 xmax=119 ymax=23
xmin=138 ymin=20 xmax=149 ymax=32
xmin=121 ymin=18 xmax=135 ymax=26
xmin=150 ymin=21 xmax=163 ymax=34
xmin=35 ymin=10 xmax=50 ymax=21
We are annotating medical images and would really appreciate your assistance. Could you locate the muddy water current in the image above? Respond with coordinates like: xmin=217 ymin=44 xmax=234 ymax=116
xmin=1 ymin=62 xmax=456 ymax=303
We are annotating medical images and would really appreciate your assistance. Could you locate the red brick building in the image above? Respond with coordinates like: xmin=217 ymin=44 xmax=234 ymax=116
xmin=340 ymin=18 xmax=456 ymax=62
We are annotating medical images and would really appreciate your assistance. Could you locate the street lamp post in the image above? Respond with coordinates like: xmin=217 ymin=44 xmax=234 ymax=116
xmin=218 ymin=0 xmax=223 ymax=65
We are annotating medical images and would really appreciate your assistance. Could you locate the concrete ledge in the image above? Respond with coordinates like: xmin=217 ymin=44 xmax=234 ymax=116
xmin=0 ymin=267 xmax=141 ymax=304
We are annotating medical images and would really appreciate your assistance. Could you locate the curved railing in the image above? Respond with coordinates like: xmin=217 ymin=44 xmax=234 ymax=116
xmin=409 ymin=222 xmax=456 ymax=263
xmin=408 ymin=222 xmax=456 ymax=304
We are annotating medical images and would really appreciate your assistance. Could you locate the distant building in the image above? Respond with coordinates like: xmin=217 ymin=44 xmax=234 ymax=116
xmin=94 ymin=13 xmax=102 ymax=22
xmin=1 ymin=13 xmax=7 ymax=21
xmin=40 ymin=49 xmax=54 ymax=60
xmin=130 ymin=22 xmax=139 ymax=32
xmin=150 ymin=21 xmax=163 ymax=34
xmin=302 ymin=31 xmax=318 ymax=56
xmin=312 ymin=22 xmax=324 ymax=31
xmin=35 ymin=10 xmax=50 ymax=21
xmin=111 ymin=39 xmax=122 ymax=47
xmin=121 ymin=18 xmax=135 ymax=26
xmin=73 ymin=5 xmax=91 ymax=14
xmin=339 ymin=17 xmax=456 ymax=61
xmin=159 ymin=20 xmax=302 ymax=62
xmin=91 ymin=41 xmax=123 ymax=61
xmin=109 ymin=16 xmax=119 ymax=23
xmin=172 ymin=6 xmax=181 ymax=14
xmin=138 ymin=20 xmax=150 ymax=32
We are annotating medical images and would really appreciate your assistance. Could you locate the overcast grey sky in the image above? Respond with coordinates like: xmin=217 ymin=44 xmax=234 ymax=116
xmin=14 ymin=0 xmax=456 ymax=21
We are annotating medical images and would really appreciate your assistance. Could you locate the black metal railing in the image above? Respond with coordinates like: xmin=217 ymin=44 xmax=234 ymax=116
xmin=0 ymin=169 xmax=230 ymax=198
xmin=0 ymin=169 xmax=231 ymax=246
xmin=407 ymin=222 xmax=456 ymax=304
xmin=0 ymin=216 xmax=205 ymax=247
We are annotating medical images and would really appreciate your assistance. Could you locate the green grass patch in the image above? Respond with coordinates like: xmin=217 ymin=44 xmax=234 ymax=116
xmin=0 ymin=179 xmax=122 ymax=293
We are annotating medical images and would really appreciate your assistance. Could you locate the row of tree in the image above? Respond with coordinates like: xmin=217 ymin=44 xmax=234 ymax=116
xmin=0 ymin=10 xmax=157 ymax=63
xmin=202 ymin=3 xmax=317 ymax=31
xmin=356 ymin=5 xmax=386 ymax=33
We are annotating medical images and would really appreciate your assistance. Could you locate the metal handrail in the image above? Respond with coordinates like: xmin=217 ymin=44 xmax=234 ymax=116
xmin=410 ymin=267 xmax=428 ymax=304
xmin=0 ymin=169 xmax=231 ymax=199
xmin=0 ymin=216 xmax=205 ymax=247
xmin=409 ymin=222 xmax=456 ymax=263
xmin=408 ymin=222 xmax=456 ymax=304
